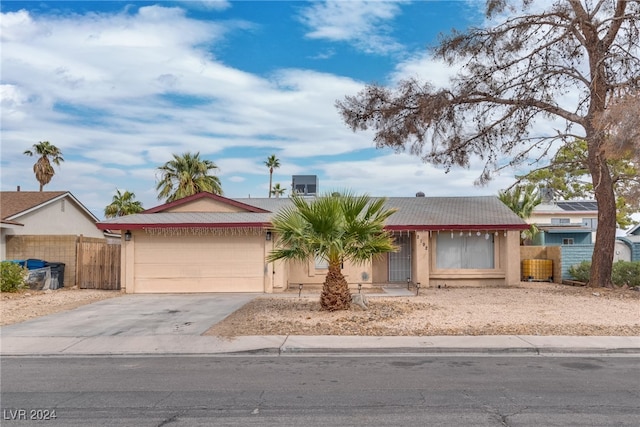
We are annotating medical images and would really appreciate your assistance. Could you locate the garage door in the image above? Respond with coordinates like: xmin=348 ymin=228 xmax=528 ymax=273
xmin=133 ymin=233 xmax=264 ymax=293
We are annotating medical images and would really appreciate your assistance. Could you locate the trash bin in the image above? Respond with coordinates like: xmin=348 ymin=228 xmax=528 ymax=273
xmin=26 ymin=266 xmax=51 ymax=290
xmin=26 ymin=259 xmax=47 ymax=269
xmin=46 ymin=262 xmax=66 ymax=289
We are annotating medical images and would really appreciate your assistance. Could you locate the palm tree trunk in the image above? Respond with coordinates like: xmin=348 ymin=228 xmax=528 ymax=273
xmin=268 ymin=168 xmax=273 ymax=198
xmin=320 ymin=262 xmax=351 ymax=311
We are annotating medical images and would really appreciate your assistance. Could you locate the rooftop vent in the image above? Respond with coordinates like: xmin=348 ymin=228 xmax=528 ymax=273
xmin=416 ymin=191 xmax=425 ymax=197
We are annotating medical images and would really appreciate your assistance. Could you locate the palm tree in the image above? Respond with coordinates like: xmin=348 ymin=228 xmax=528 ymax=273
xmin=23 ymin=141 xmax=64 ymax=191
xmin=104 ymin=189 xmax=144 ymax=218
xmin=267 ymin=192 xmax=397 ymax=311
xmin=270 ymin=183 xmax=286 ymax=198
xmin=498 ymin=184 xmax=542 ymax=243
xmin=156 ymin=152 xmax=222 ymax=202
xmin=264 ymin=154 xmax=280 ymax=198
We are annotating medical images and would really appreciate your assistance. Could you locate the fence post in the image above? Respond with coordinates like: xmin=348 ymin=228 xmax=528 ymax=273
xmin=76 ymin=234 xmax=84 ymax=287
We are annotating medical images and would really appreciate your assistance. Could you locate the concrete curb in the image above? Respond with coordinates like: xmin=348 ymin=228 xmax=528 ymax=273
xmin=1 ymin=335 xmax=638 ymax=357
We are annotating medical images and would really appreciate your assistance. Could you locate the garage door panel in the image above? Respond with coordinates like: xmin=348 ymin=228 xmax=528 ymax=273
xmin=136 ymin=263 xmax=263 ymax=279
xmin=133 ymin=233 xmax=264 ymax=293
xmin=134 ymin=277 xmax=264 ymax=293
xmin=134 ymin=235 xmax=256 ymax=263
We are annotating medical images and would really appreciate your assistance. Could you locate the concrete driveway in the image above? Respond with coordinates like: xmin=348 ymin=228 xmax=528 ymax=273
xmin=0 ymin=293 xmax=283 ymax=355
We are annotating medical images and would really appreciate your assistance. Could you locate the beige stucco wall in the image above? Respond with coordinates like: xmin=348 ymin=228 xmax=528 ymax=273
xmin=413 ymin=231 xmax=430 ymax=287
xmin=286 ymin=258 xmax=373 ymax=288
xmin=120 ymin=226 xmax=525 ymax=293
xmin=371 ymin=254 xmax=389 ymax=283
xmin=165 ymin=199 xmax=248 ymax=213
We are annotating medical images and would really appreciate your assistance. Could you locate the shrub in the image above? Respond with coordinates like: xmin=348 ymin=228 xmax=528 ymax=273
xmin=567 ymin=260 xmax=591 ymax=282
xmin=0 ymin=261 xmax=28 ymax=293
xmin=567 ymin=260 xmax=640 ymax=287
xmin=611 ymin=260 xmax=640 ymax=288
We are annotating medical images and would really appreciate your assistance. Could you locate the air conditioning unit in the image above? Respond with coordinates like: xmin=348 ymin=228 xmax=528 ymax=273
xmin=292 ymin=175 xmax=318 ymax=196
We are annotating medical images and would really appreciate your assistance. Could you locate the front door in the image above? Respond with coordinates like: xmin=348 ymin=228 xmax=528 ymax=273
xmin=389 ymin=233 xmax=411 ymax=282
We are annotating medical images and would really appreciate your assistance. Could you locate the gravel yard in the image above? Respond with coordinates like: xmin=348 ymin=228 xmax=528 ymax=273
xmin=1 ymin=288 xmax=121 ymax=326
xmin=2 ymin=283 xmax=638 ymax=337
xmin=205 ymin=283 xmax=640 ymax=337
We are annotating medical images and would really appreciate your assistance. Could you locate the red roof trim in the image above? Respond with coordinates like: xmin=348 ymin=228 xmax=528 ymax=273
xmin=96 ymin=222 xmax=271 ymax=230
xmin=98 ymin=222 xmax=528 ymax=231
xmin=385 ymin=224 xmax=530 ymax=231
xmin=143 ymin=193 xmax=270 ymax=214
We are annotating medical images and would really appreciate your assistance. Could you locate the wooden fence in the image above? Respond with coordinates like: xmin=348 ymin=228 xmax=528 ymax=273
xmin=76 ymin=238 xmax=121 ymax=290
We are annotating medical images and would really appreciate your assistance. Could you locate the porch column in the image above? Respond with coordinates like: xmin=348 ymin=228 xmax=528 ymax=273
xmin=413 ymin=231 xmax=430 ymax=288
xmin=122 ymin=232 xmax=135 ymax=293
xmin=504 ymin=230 xmax=521 ymax=285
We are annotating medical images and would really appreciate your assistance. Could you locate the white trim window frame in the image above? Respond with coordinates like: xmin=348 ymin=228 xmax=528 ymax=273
xmin=314 ymin=255 xmax=328 ymax=270
xmin=435 ymin=232 xmax=495 ymax=270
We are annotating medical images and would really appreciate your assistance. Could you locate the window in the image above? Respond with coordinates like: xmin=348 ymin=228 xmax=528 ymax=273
xmin=314 ymin=256 xmax=328 ymax=269
xmin=551 ymin=218 xmax=570 ymax=225
xmin=436 ymin=233 xmax=494 ymax=269
xmin=562 ymin=238 xmax=574 ymax=245
xmin=582 ymin=218 xmax=598 ymax=230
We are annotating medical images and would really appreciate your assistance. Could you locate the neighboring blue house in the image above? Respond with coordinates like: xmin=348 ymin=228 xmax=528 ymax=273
xmin=528 ymin=200 xmax=598 ymax=246
xmin=533 ymin=224 xmax=593 ymax=245
xmin=617 ymin=223 xmax=640 ymax=261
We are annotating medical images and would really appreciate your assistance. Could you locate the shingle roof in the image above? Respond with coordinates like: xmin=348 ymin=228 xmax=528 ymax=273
xmin=0 ymin=191 xmax=67 ymax=220
xmin=97 ymin=195 xmax=528 ymax=231
xmin=381 ymin=196 xmax=526 ymax=229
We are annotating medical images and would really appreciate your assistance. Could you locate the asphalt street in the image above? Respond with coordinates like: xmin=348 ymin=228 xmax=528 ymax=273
xmin=2 ymin=355 xmax=639 ymax=426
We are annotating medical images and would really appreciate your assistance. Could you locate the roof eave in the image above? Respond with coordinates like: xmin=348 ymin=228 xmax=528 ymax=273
xmin=96 ymin=222 xmax=272 ymax=230
xmin=385 ymin=224 xmax=530 ymax=231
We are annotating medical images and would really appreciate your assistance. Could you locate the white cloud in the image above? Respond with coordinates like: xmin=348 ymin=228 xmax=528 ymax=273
xmin=316 ymin=152 xmax=514 ymax=197
xmin=177 ymin=1 xmax=232 ymax=11
xmin=390 ymin=52 xmax=461 ymax=88
xmin=299 ymin=0 xmax=406 ymax=54
xmin=0 ymin=3 xmax=521 ymax=217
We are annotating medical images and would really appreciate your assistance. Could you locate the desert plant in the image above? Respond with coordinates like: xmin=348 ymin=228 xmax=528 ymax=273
xmin=1 ymin=261 xmax=28 ymax=293
xmin=267 ymin=191 xmax=397 ymax=311
xmin=568 ymin=260 xmax=640 ymax=287
xmin=568 ymin=261 xmax=591 ymax=283
xmin=611 ymin=261 xmax=640 ymax=288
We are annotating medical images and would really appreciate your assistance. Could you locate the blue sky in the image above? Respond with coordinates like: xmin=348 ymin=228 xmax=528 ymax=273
xmin=2 ymin=0 xmax=552 ymax=219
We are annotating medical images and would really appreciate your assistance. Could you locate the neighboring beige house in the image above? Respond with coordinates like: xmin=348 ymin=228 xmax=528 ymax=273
xmin=1 ymin=191 xmax=108 ymax=286
xmin=527 ymin=200 xmax=598 ymax=245
xmin=97 ymin=192 xmax=529 ymax=294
